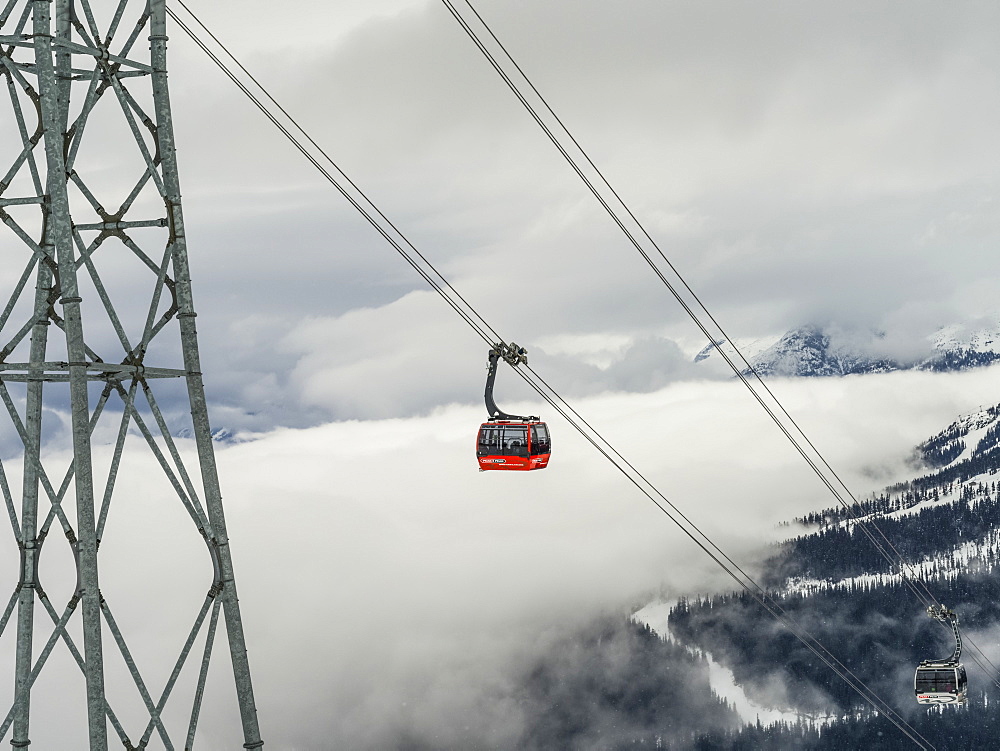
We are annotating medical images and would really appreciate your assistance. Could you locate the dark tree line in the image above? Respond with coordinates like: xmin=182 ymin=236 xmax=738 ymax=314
xmin=920 ymin=349 xmax=1000 ymax=372
xmin=797 ymin=481 xmax=971 ymax=527
xmin=771 ymin=485 xmax=1000 ymax=584
xmin=694 ymin=702 xmax=986 ymax=750
xmin=672 ymin=573 xmax=1000 ymax=714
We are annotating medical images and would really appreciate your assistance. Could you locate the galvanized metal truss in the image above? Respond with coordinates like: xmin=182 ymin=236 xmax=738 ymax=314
xmin=0 ymin=1 xmax=262 ymax=748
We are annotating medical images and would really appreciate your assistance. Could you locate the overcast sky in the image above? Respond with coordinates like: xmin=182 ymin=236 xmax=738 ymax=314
xmin=4 ymin=1 xmax=1000 ymax=748
xmin=147 ymin=0 xmax=1000 ymax=428
xmin=174 ymin=3 xmax=1000 ymax=745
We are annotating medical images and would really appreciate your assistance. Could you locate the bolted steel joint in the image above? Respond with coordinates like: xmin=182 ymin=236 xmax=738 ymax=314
xmin=17 ymin=538 xmax=42 ymax=590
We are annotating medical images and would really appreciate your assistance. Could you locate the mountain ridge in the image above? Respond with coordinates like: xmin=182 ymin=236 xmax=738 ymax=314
xmin=695 ymin=317 xmax=1000 ymax=378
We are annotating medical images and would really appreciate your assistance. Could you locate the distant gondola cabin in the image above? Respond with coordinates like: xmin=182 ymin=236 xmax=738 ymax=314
xmin=914 ymin=662 xmax=967 ymax=705
xmin=477 ymin=420 xmax=551 ymax=471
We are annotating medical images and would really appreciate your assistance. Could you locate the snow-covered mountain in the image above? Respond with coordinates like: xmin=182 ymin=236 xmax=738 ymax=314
xmin=695 ymin=317 xmax=1000 ymax=377
xmin=796 ymin=404 xmax=1000 ymax=535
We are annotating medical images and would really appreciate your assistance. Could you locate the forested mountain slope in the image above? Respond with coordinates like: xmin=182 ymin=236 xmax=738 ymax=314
xmin=496 ymin=406 xmax=1000 ymax=749
xmin=667 ymin=404 xmax=1000 ymax=748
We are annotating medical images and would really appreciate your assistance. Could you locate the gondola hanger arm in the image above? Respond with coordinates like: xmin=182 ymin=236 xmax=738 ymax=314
xmin=484 ymin=341 xmax=536 ymax=421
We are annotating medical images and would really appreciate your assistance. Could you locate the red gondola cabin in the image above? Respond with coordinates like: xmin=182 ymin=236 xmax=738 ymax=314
xmin=477 ymin=419 xmax=551 ymax=471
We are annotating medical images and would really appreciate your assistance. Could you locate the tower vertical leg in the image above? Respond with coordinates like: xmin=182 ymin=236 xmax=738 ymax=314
xmin=32 ymin=1 xmax=107 ymax=748
xmin=11 ymin=263 xmax=52 ymax=749
xmin=149 ymin=2 xmax=262 ymax=747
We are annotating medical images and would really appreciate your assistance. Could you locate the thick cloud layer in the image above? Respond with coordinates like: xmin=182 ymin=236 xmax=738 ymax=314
xmin=3 ymin=362 xmax=1000 ymax=746
xmin=184 ymin=368 xmax=1000 ymax=747
xmin=145 ymin=0 xmax=1000 ymax=427
xmin=5 ymin=368 xmax=995 ymax=747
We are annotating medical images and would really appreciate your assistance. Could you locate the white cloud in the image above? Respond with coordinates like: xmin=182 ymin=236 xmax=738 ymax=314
xmin=204 ymin=368 xmax=1000 ymax=746
xmin=144 ymin=0 xmax=1000 ymax=425
xmin=4 ymin=363 xmax=1000 ymax=746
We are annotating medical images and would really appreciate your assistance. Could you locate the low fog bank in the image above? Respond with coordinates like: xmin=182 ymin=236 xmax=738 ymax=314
xmin=2 ymin=368 xmax=995 ymax=747
xmin=211 ymin=367 xmax=998 ymax=748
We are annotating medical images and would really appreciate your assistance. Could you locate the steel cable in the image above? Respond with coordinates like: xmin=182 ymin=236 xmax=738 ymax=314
xmin=167 ymin=3 xmax=940 ymax=745
xmin=441 ymin=0 xmax=1000 ymax=692
xmin=165 ymin=4 xmax=502 ymax=355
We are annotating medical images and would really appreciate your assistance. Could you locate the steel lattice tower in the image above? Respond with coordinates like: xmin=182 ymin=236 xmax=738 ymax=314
xmin=0 ymin=0 xmax=262 ymax=748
